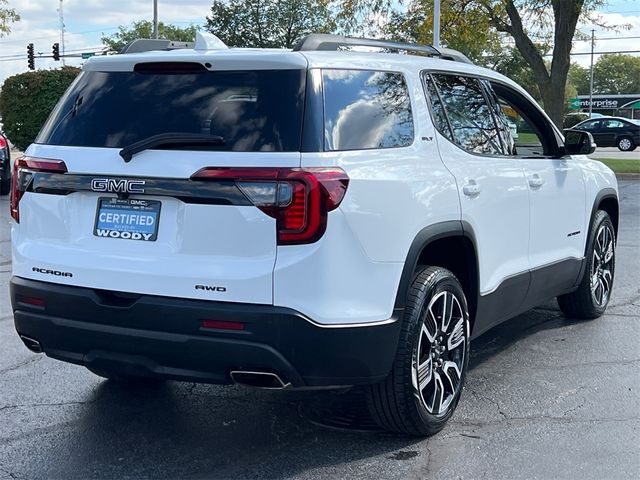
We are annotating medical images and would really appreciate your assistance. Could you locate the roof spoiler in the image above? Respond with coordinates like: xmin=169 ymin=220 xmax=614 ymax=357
xmin=119 ymin=32 xmax=227 ymax=54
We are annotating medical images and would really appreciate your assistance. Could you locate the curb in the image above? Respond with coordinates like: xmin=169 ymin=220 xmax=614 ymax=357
xmin=615 ymin=173 xmax=640 ymax=180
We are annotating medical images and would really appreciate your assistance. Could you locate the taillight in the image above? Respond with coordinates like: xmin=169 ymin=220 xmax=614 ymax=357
xmin=0 ymin=136 xmax=7 ymax=149
xmin=10 ymin=156 xmax=68 ymax=222
xmin=191 ymin=167 xmax=349 ymax=245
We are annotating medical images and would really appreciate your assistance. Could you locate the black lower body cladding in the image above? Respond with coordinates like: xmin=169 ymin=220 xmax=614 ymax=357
xmin=10 ymin=277 xmax=402 ymax=387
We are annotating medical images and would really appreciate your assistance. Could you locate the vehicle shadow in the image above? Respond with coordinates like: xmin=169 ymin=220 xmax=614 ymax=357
xmin=35 ymin=301 xmax=578 ymax=479
xmin=46 ymin=380 xmax=420 ymax=479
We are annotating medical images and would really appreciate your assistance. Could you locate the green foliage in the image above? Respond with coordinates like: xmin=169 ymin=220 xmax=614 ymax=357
xmin=568 ymin=63 xmax=590 ymax=95
xmin=205 ymin=0 xmax=335 ymax=48
xmin=385 ymin=0 xmax=502 ymax=64
xmin=101 ymin=20 xmax=199 ymax=52
xmin=0 ymin=0 xmax=20 ymax=37
xmin=491 ymin=46 xmax=543 ymax=100
xmin=593 ymin=54 xmax=640 ymax=94
xmin=0 ymin=67 xmax=80 ymax=150
xmin=563 ymin=113 xmax=589 ymax=129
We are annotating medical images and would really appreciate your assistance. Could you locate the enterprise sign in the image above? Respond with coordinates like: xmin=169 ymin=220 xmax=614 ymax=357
xmin=569 ymin=95 xmax=640 ymax=110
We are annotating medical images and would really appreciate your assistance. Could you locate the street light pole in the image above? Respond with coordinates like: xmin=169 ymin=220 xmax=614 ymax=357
xmin=589 ymin=29 xmax=595 ymax=118
xmin=153 ymin=0 xmax=159 ymax=39
xmin=433 ymin=0 xmax=441 ymax=48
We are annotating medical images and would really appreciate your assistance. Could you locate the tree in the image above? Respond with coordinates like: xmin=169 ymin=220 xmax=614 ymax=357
xmin=568 ymin=62 xmax=590 ymax=95
xmin=481 ymin=0 xmax=623 ymax=128
xmin=385 ymin=0 xmax=503 ymax=64
xmin=343 ymin=0 xmax=625 ymax=128
xmin=0 ymin=67 xmax=80 ymax=150
xmin=205 ymin=0 xmax=335 ymax=48
xmin=593 ymin=54 xmax=640 ymax=94
xmin=0 ymin=0 xmax=19 ymax=36
xmin=101 ymin=21 xmax=199 ymax=52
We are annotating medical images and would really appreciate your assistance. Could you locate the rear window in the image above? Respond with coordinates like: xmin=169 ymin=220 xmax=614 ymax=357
xmin=37 ymin=68 xmax=306 ymax=152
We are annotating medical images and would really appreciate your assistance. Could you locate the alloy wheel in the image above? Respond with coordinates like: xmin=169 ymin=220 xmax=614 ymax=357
xmin=412 ymin=290 xmax=467 ymax=416
xmin=591 ymin=224 xmax=614 ymax=307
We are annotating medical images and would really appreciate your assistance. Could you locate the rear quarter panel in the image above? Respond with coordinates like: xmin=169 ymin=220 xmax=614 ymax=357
xmin=274 ymin=68 xmax=461 ymax=325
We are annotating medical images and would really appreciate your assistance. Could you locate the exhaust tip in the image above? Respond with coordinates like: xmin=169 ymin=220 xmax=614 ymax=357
xmin=230 ymin=370 xmax=290 ymax=389
xmin=19 ymin=335 xmax=43 ymax=353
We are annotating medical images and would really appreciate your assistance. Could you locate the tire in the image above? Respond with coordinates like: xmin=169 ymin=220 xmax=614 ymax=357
xmin=366 ymin=266 xmax=470 ymax=436
xmin=87 ymin=367 xmax=165 ymax=384
xmin=557 ymin=210 xmax=615 ymax=319
xmin=616 ymin=136 xmax=635 ymax=152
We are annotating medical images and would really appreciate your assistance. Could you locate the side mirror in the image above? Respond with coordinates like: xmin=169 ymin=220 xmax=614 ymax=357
xmin=564 ymin=129 xmax=596 ymax=155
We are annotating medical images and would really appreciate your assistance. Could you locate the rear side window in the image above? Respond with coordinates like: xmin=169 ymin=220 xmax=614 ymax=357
xmin=429 ymin=74 xmax=503 ymax=155
xmin=322 ymin=69 xmax=414 ymax=151
xmin=603 ymin=119 xmax=624 ymax=128
xmin=37 ymin=68 xmax=306 ymax=152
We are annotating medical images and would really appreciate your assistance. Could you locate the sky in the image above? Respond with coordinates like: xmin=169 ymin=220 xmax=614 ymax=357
xmin=0 ymin=0 xmax=639 ymax=86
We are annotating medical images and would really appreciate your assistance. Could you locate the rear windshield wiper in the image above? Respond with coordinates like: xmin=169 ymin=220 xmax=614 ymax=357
xmin=119 ymin=132 xmax=226 ymax=162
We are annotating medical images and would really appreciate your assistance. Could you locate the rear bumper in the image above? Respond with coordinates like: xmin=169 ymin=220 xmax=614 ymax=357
xmin=10 ymin=277 xmax=402 ymax=387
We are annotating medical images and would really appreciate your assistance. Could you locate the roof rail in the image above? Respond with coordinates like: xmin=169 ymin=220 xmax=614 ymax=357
xmin=435 ymin=47 xmax=473 ymax=64
xmin=119 ymin=39 xmax=195 ymax=54
xmin=292 ymin=33 xmax=473 ymax=65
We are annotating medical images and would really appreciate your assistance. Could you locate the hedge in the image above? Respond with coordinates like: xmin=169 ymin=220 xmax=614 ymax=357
xmin=0 ymin=67 xmax=80 ymax=150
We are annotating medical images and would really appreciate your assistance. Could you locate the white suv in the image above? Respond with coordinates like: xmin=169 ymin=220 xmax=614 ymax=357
xmin=9 ymin=33 xmax=618 ymax=436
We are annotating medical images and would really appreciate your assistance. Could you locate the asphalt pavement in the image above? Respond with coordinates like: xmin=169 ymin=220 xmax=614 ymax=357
xmin=588 ymin=147 xmax=640 ymax=160
xmin=0 ymin=180 xmax=638 ymax=480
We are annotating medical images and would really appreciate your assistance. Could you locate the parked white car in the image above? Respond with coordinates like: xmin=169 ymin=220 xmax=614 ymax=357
xmin=10 ymin=33 xmax=618 ymax=436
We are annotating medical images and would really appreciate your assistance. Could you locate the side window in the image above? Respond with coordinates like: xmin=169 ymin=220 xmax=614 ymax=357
xmin=322 ymin=69 xmax=414 ymax=151
xmin=603 ymin=119 xmax=624 ymax=128
xmin=430 ymin=74 xmax=504 ymax=155
xmin=482 ymin=80 xmax=516 ymax=155
xmin=423 ymin=74 xmax=454 ymax=142
xmin=489 ymin=81 xmax=560 ymax=157
xmin=496 ymin=98 xmax=543 ymax=155
xmin=578 ymin=120 xmax=600 ymax=130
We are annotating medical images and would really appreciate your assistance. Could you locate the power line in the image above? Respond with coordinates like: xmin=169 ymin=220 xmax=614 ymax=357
xmin=0 ymin=46 xmax=107 ymax=62
xmin=501 ymin=35 xmax=640 ymax=44
xmin=545 ymin=49 xmax=640 ymax=56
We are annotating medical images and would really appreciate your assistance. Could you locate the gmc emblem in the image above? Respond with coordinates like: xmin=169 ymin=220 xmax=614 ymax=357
xmin=91 ymin=178 xmax=146 ymax=193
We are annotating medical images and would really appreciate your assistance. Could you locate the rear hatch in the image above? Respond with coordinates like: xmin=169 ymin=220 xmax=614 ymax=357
xmin=11 ymin=57 xmax=307 ymax=304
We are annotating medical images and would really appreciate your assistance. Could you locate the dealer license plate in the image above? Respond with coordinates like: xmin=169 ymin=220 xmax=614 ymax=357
xmin=94 ymin=197 xmax=161 ymax=241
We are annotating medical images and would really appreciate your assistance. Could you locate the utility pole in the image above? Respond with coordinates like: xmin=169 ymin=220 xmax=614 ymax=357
xmin=58 ymin=0 xmax=66 ymax=66
xmin=433 ymin=0 xmax=441 ymax=47
xmin=153 ymin=0 xmax=159 ymax=39
xmin=589 ymin=29 xmax=595 ymax=118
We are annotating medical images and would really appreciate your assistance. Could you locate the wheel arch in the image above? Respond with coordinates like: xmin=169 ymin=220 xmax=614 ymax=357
xmin=572 ymin=188 xmax=619 ymax=289
xmin=591 ymin=188 xmax=619 ymax=245
xmin=394 ymin=221 xmax=479 ymax=329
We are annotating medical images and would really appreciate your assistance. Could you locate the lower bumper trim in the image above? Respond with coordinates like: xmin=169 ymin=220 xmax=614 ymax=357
xmin=11 ymin=277 xmax=402 ymax=387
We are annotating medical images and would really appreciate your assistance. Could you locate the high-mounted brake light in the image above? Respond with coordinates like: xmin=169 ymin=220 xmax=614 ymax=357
xmin=10 ymin=156 xmax=68 ymax=222
xmin=191 ymin=167 xmax=349 ymax=245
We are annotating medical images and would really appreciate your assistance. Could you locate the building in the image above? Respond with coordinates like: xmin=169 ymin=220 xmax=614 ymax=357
xmin=572 ymin=94 xmax=640 ymax=119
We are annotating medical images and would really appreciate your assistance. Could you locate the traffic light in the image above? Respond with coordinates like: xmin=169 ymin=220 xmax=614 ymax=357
xmin=52 ymin=43 xmax=60 ymax=61
xmin=27 ymin=43 xmax=35 ymax=70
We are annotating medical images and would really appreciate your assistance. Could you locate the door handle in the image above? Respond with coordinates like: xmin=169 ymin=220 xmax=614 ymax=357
xmin=528 ymin=173 xmax=545 ymax=189
xmin=463 ymin=180 xmax=481 ymax=197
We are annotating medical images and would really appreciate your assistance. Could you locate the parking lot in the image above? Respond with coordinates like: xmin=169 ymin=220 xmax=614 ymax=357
xmin=589 ymin=146 xmax=640 ymax=160
xmin=0 ymin=179 xmax=638 ymax=480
